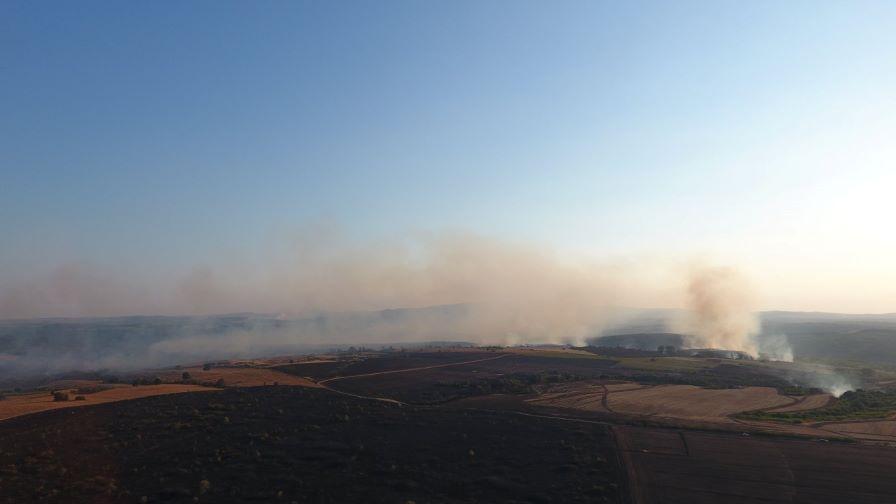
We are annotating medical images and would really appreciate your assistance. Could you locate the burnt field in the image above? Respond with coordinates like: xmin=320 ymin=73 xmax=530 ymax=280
xmin=275 ymin=350 xmax=518 ymax=381
xmin=293 ymin=351 xmax=794 ymax=406
xmin=5 ymin=349 xmax=896 ymax=503
xmin=0 ymin=386 xmax=625 ymax=504
xmin=615 ymin=425 xmax=896 ymax=503
xmin=302 ymin=353 xmax=621 ymax=404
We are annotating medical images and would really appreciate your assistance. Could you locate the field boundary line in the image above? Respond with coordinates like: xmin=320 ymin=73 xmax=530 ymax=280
xmin=318 ymin=353 xmax=510 ymax=384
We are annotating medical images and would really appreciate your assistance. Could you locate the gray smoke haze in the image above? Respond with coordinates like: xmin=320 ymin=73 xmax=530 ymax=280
xmin=0 ymin=232 xmax=639 ymax=377
xmin=756 ymin=334 xmax=794 ymax=362
xmin=0 ymin=233 xmax=652 ymax=339
xmin=0 ymin=231 xmax=762 ymax=377
xmin=672 ymin=265 xmax=761 ymax=356
xmin=812 ymin=372 xmax=856 ymax=398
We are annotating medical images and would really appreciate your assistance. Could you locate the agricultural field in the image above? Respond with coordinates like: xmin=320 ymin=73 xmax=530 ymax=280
xmin=764 ymin=393 xmax=833 ymax=413
xmin=820 ymin=420 xmax=896 ymax=442
xmin=526 ymin=381 xmax=613 ymax=412
xmin=283 ymin=351 xmax=622 ymax=405
xmin=155 ymin=365 xmax=320 ymax=388
xmin=5 ymin=347 xmax=896 ymax=503
xmin=740 ymin=389 xmax=896 ymax=423
xmin=606 ymin=384 xmax=793 ymax=421
xmin=528 ymin=381 xmax=800 ymax=423
xmin=615 ymin=425 xmax=896 ymax=504
xmin=0 ymin=386 xmax=626 ymax=504
xmin=611 ymin=356 xmax=718 ymax=372
xmin=0 ymin=384 xmax=213 ymax=422
xmin=507 ymin=347 xmax=611 ymax=359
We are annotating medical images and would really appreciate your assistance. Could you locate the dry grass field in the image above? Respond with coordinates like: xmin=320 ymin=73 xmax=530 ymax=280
xmin=607 ymin=385 xmax=793 ymax=421
xmin=0 ymin=384 xmax=214 ymax=422
xmin=820 ymin=420 xmax=896 ymax=442
xmin=764 ymin=393 xmax=833 ymax=413
xmin=506 ymin=347 xmax=608 ymax=359
xmin=529 ymin=381 xmax=798 ymax=423
xmin=605 ymin=382 xmax=649 ymax=392
xmin=157 ymin=365 xmax=321 ymax=387
xmin=527 ymin=382 xmax=609 ymax=411
xmin=526 ymin=381 xmax=652 ymax=412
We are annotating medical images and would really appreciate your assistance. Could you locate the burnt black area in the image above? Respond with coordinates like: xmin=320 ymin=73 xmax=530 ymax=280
xmin=317 ymin=351 xmax=797 ymax=404
xmin=0 ymin=387 xmax=625 ymax=504
xmin=275 ymin=351 xmax=500 ymax=380
xmin=320 ymin=354 xmax=620 ymax=404
xmin=273 ymin=360 xmax=349 ymax=380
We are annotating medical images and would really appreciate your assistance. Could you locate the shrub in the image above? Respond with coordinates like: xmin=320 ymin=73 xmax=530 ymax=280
xmin=182 ymin=371 xmax=192 ymax=381
xmin=52 ymin=391 xmax=70 ymax=402
xmin=202 ymin=363 xmax=212 ymax=371
xmin=215 ymin=378 xmax=225 ymax=388
xmin=153 ymin=377 xmax=162 ymax=385
xmin=74 ymin=395 xmax=86 ymax=401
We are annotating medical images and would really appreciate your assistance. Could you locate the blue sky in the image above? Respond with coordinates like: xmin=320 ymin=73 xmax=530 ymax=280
xmin=3 ymin=1 xmax=896 ymax=313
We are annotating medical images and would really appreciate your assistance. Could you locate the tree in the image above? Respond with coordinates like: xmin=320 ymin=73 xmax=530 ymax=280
xmin=182 ymin=371 xmax=192 ymax=381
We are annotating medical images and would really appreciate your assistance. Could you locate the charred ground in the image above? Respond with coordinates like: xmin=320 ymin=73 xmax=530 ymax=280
xmin=5 ymin=347 xmax=896 ymax=503
xmin=0 ymin=386 xmax=625 ymax=504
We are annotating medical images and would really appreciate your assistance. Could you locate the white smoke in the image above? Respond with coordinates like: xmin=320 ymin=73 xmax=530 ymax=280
xmin=673 ymin=265 xmax=760 ymax=356
xmin=757 ymin=334 xmax=794 ymax=362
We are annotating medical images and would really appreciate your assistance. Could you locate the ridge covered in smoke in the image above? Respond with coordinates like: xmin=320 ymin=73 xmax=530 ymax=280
xmin=0 ymin=231 xmax=768 ymax=376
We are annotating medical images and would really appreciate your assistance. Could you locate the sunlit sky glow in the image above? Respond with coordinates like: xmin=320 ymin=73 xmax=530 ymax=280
xmin=2 ymin=1 xmax=896 ymax=315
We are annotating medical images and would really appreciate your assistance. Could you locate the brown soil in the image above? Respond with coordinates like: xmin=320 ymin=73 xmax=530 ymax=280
xmin=820 ymin=420 xmax=896 ymax=441
xmin=615 ymin=424 xmax=896 ymax=503
xmin=606 ymin=385 xmax=793 ymax=422
xmin=0 ymin=387 xmax=626 ymax=503
xmin=0 ymin=384 xmax=214 ymax=422
xmin=764 ymin=393 xmax=833 ymax=413
xmin=156 ymin=366 xmax=320 ymax=388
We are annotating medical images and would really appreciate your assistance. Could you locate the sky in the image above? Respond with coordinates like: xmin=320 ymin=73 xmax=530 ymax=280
xmin=2 ymin=1 xmax=896 ymax=316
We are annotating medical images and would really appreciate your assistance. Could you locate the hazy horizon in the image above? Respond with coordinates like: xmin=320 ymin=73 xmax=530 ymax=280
xmin=4 ymin=1 xmax=896 ymax=318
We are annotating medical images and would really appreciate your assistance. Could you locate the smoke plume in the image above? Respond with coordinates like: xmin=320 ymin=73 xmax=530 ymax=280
xmin=674 ymin=265 xmax=760 ymax=356
xmin=0 ymin=231 xmax=767 ymax=376
xmin=756 ymin=334 xmax=794 ymax=362
xmin=0 ymin=232 xmax=663 ymax=377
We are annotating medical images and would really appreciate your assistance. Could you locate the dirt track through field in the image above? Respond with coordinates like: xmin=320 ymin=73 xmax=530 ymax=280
xmin=316 ymin=353 xmax=511 ymax=406
xmin=763 ymin=393 xmax=833 ymax=413
xmin=318 ymin=353 xmax=510 ymax=384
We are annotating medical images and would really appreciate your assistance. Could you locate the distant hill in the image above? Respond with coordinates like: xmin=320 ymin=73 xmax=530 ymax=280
xmin=758 ymin=312 xmax=896 ymax=365
xmin=597 ymin=311 xmax=896 ymax=366
xmin=589 ymin=332 xmax=685 ymax=350
xmin=5 ymin=306 xmax=896 ymax=380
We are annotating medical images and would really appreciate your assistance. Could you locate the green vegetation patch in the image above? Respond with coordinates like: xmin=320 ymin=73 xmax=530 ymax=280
xmin=739 ymin=389 xmax=896 ymax=423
